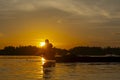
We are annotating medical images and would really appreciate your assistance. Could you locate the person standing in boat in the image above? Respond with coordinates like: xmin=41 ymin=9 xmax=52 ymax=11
xmin=43 ymin=39 xmax=55 ymax=60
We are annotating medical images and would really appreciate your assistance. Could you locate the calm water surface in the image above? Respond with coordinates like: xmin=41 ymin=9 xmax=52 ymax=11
xmin=0 ymin=56 xmax=120 ymax=80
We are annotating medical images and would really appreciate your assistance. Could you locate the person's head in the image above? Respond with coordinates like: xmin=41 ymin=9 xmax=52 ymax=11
xmin=45 ymin=39 xmax=49 ymax=44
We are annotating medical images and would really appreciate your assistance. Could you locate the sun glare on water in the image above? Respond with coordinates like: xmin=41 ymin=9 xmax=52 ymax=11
xmin=41 ymin=57 xmax=46 ymax=65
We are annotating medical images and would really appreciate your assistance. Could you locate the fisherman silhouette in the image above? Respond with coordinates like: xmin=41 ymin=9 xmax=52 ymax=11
xmin=43 ymin=39 xmax=55 ymax=60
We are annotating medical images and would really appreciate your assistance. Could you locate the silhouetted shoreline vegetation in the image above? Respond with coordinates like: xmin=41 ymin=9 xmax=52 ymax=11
xmin=0 ymin=45 xmax=120 ymax=56
xmin=1 ymin=45 xmax=120 ymax=62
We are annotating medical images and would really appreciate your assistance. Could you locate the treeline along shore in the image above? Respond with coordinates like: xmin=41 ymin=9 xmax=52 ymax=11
xmin=0 ymin=46 xmax=120 ymax=62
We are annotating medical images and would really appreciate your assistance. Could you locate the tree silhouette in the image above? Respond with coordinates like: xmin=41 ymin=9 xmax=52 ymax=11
xmin=0 ymin=45 xmax=120 ymax=56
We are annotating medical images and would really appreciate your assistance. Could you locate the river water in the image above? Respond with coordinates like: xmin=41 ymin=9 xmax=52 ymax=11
xmin=0 ymin=56 xmax=120 ymax=80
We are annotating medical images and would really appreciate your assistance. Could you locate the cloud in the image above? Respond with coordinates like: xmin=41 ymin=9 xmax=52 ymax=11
xmin=115 ymin=32 xmax=120 ymax=35
xmin=0 ymin=33 xmax=3 ymax=37
xmin=0 ymin=0 xmax=120 ymax=17
xmin=0 ymin=0 xmax=120 ymax=33
xmin=0 ymin=0 xmax=120 ymax=26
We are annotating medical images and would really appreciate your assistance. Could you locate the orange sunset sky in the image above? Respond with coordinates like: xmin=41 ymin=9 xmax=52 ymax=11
xmin=0 ymin=0 xmax=120 ymax=49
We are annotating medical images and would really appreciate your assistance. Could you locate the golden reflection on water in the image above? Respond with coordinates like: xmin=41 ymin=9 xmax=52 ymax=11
xmin=41 ymin=57 xmax=46 ymax=65
xmin=25 ymin=57 xmax=43 ymax=80
xmin=0 ymin=56 xmax=54 ymax=80
xmin=0 ymin=56 xmax=120 ymax=80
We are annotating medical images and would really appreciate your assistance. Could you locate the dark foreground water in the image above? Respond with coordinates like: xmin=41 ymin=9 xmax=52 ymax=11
xmin=0 ymin=56 xmax=120 ymax=80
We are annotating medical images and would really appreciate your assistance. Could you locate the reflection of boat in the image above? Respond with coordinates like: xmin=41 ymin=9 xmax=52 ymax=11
xmin=43 ymin=60 xmax=56 ymax=68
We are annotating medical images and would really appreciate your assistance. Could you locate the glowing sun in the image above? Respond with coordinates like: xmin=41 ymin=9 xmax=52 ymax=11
xmin=40 ymin=42 xmax=45 ymax=47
